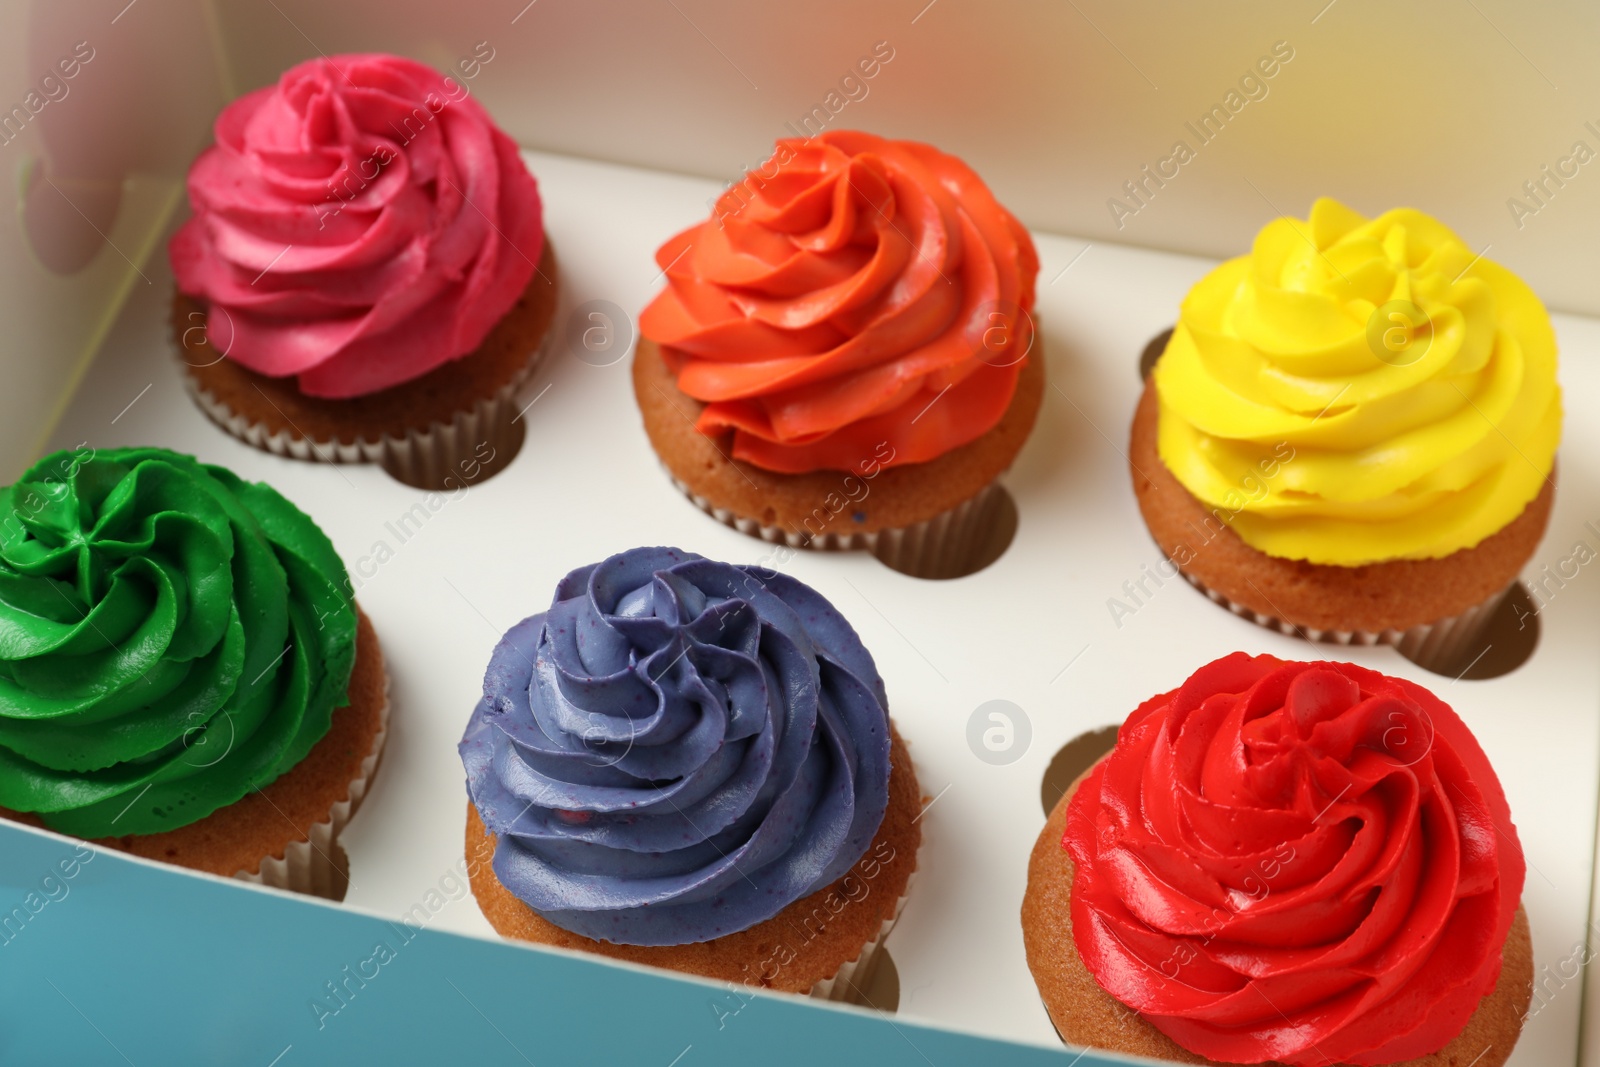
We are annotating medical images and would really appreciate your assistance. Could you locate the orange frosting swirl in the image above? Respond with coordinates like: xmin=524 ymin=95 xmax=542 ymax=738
xmin=639 ymin=131 xmax=1039 ymax=474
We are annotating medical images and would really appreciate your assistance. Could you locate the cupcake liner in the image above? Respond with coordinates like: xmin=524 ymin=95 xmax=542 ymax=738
xmin=179 ymin=326 xmax=554 ymax=490
xmin=234 ymin=665 xmax=391 ymax=899
xmin=808 ymin=865 xmax=920 ymax=1005
xmin=808 ymin=744 xmax=925 ymax=1007
xmin=1179 ymin=567 xmax=1511 ymax=676
xmin=670 ymin=471 xmax=1006 ymax=580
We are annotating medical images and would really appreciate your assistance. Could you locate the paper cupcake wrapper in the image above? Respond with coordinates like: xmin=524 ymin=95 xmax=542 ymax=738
xmin=808 ymin=866 xmax=920 ymax=1005
xmin=671 ymin=472 xmax=1005 ymax=580
xmin=808 ymin=743 xmax=925 ymax=1007
xmin=180 ymin=327 xmax=553 ymax=490
xmin=234 ymin=666 xmax=391 ymax=899
xmin=1179 ymin=568 xmax=1511 ymax=675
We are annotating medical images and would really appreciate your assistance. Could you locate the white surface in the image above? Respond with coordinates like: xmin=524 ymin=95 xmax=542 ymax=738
xmin=43 ymin=148 xmax=1600 ymax=1063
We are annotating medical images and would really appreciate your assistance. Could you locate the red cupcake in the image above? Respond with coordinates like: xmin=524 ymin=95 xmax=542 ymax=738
xmin=1023 ymin=653 xmax=1531 ymax=1066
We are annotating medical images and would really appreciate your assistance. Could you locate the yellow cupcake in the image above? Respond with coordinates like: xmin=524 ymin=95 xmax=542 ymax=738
xmin=1155 ymin=197 xmax=1559 ymax=565
xmin=1130 ymin=198 xmax=1560 ymax=669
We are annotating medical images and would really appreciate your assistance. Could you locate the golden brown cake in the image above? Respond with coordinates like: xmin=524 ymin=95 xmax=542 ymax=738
xmin=1131 ymin=380 xmax=1555 ymax=634
xmin=176 ymin=245 xmax=558 ymax=450
xmin=635 ymin=335 xmax=1042 ymax=538
xmin=468 ymin=728 xmax=920 ymax=994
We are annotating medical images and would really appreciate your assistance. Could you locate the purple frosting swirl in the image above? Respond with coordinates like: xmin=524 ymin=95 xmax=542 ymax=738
xmin=460 ymin=547 xmax=893 ymax=946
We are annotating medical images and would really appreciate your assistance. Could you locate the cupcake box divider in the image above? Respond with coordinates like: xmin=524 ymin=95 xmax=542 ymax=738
xmin=6 ymin=146 xmax=1600 ymax=1067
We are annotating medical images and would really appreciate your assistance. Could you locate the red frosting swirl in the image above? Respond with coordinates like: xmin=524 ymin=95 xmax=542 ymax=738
xmin=1064 ymin=653 xmax=1523 ymax=1066
xmin=639 ymin=130 xmax=1038 ymax=473
xmin=169 ymin=54 xmax=543 ymax=398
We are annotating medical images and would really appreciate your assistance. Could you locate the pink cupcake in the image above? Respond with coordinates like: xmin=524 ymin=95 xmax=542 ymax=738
xmin=169 ymin=53 xmax=558 ymax=488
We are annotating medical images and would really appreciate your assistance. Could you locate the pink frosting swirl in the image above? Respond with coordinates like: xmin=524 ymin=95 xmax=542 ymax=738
xmin=169 ymin=54 xmax=543 ymax=398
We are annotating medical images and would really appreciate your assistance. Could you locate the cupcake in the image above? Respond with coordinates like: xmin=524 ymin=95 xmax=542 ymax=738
xmin=636 ymin=130 xmax=1042 ymax=579
xmin=0 ymin=447 xmax=387 ymax=898
xmin=169 ymin=54 xmax=558 ymax=490
xmin=1133 ymin=198 xmax=1559 ymax=670
xmin=1023 ymin=652 xmax=1531 ymax=1066
xmin=460 ymin=547 xmax=919 ymax=998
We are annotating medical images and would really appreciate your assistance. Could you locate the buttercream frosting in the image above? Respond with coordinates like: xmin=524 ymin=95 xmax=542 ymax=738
xmin=1154 ymin=198 xmax=1560 ymax=565
xmin=640 ymin=130 xmax=1039 ymax=473
xmin=460 ymin=547 xmax=892 ymax=945
xmin=170 ymin=53 xmax=544 ymax=398
xmin=1064 ymin=652 xmax=1524 ymax=1065
xmin=0 ymin=447 xmax=356 ymax=837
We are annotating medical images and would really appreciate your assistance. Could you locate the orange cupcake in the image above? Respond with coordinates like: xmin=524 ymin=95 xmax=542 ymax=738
xmin=637 ymin=131 xmax=1042 ymax=578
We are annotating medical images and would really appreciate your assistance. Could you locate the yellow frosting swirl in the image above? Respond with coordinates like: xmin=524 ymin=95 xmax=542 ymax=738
xmin=1153 ymin=197 xmax=1560 ymax=566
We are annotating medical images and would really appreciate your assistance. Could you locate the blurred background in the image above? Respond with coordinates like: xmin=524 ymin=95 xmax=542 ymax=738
xmin=4 ymin=0 xmax=1597 ymax=478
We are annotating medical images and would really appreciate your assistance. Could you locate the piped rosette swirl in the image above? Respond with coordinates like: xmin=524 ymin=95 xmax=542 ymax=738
xmin=1063 ymin=653 xmax=1524 ymax=1066
xmin=639 ymin=130 xmax=1039 ymax=473
xmin=0 ymin=447 xmax=356 ymax=838
xmin=169 ymin=53 xmax=544 ymax=398
xmin=460 ymin=547 xmax=893 ymax=946
xmin=1154 ymin=198 xmax=1559 ymax=565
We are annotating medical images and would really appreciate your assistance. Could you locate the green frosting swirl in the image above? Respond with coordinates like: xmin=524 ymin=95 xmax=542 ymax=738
xmin=0 ymin=447 xmax=356 ymax=837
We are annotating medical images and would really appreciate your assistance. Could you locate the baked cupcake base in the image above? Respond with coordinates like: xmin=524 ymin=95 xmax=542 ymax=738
xmin=173 ymin=241 xmax=560 ymax=490
xmin=466 ymin=726 xmax=922 ymax=999
xmin=0 ymin=609 xmax=388 ymax=900
xmin=1130 ymin=380 xmax=1554 ymax=666
xmin=634 ymin=337 xmax=1043 ymax=578
xmin=1023 ymin=775 xmax=1533 ymax=1067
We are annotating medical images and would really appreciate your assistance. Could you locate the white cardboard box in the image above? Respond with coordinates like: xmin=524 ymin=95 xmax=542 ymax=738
xmin=7 ymin=3 xmax=1600 ymax=1061
xmin=31 ymin=145 xmax=1600 ymax=1064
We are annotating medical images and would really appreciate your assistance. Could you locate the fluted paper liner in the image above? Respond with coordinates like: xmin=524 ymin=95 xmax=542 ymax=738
xmin=1179 ymin=568 xmax=1511 ymax=676
xmin=234 ymin=667 xmax=391 ymax=899
xmin=809 ymin=866 xmax=919 ymax=1005
xmin=179 ymin=329 xmax=553 ymax=490
xmin=807 ymin=743 xmax=925 ymax=1007
xmin=672 ymin=472 xmax=1005 ymax=581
